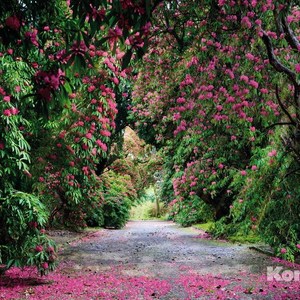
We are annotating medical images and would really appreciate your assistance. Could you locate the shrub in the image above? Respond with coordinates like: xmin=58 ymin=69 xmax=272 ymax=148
xmin=102 ymin=197 xmax=130 ymax=229
xmin=85 ymin=204 xmax=104 ymax=227
xmin=0 ymin=191 xmax=57 ymax=275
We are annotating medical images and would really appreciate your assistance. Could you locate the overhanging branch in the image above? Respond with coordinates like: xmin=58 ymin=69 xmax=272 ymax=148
xmin=265 ymin=122 xmax=296 ymax=131
xmin=261 ymin=31 xmax=298 ymax=86
xmin=281 ymin=15 xmax=300 ymax=51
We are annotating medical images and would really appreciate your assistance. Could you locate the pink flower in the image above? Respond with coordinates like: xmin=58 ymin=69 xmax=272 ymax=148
xmin=251 ymin=165 xmax=258 ymax=171
xmin=3 ymin=96 xmax=10 ymax=102
xmin=96 ymin=140 xmax=107 ymax=152
xmin=241 ymin=16 xmax=252 ymax=29
xmin=218 ymin=163 xmax=224 ymax=169
xmin=251 ymin=0 xmax=257 ymax=7
xmin=3 ymin=109 xmax=11 ymax=116
xmin=295 ymin=64 xmax=300 ymax=73
xmin=177 ymin=97 xmax=186 ymax=104
xmin=82 ymin=166 xmax=89 ymax=176
xmin=35 ymin=245 xmax=43 ymax=252
xmin=100 ymin=130 xmax=111 ymax=137
xmin=245 ymin=53 xmax=255 ymax=60
xmin=58 ymin=130 xmax=67 ymax=139
xmin=85 ymin=132 xmax=92 ymax=139
xmin=296 ymin=244 xmax=300 ymax=250
xmin=268 ymin=150 xmax=277 ymax=157
xmin=88 ymin=85 xmax=96 ymax=92
xmin=249 ymin=80 xmax=259 ymax=89
xmin=240 ymin=75 xmax=249 ymax=83
xmin=10 ymin=107 xmax=19 ymax=115
xmin=112 ymin=77 xmax=119 ymax=85
xmin=260 ymin=88 xmax=268 ymax=94
xmin=38 ymin=177 xmax=45 ymax=182
xmin=91 ymin=98 xmax=97 ymax=104
xmin=240 ymin=170 xmax=247 ymax=176
xmin=91 ymin=148 xmax=97 ymax=156
xmin=280 ymin=248 xmax=287 ymax=254
xmin=25 ymin=29 xmax=39 ymax=47
xmin=41 ymin=262 xmax=49 ymax=269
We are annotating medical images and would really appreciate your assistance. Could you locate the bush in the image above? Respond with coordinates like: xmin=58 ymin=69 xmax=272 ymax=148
xmin=85 ymin=205 xmax=104 ymax=227
xmin=102 ymin=197 xmax=130 ymax=229
xmin=0 ymin=191 xmax=57 ymax=275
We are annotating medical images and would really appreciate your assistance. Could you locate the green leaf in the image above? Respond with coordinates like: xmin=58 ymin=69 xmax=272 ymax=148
xmin=6 ymin=259 xmax=16 ymax=269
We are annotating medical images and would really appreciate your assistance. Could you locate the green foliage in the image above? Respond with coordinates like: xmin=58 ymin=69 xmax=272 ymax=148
xmin=131 ymin=1 xmax=300 ymax=261
xmin=170 ymin=196 xmax=214 ymax=227
xmin=102 ymin=197 xmax=130 ymax=229
xmin=193 ymin=222 xmax=214 ymax=232
xmin=211 ymin=137 xmax=300 ymax=260
xmin=0 ymin=0 xmax=159 ymax=272
xmin=85 ymin=204 xmax=105 ymax=228
xmin=0 ymin=191 xmax=57 ymax=275
xmin=101 ymin=171 xmax=137 ymax=229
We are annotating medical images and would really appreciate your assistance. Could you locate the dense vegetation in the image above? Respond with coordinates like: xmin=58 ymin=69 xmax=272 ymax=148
xmin=0 ymin=0 xmax=299 ymax=275
xmin=0 ymin=0 xmax=159 ymax=274
xmin=131 ymin=0 xmax=300 ymax=261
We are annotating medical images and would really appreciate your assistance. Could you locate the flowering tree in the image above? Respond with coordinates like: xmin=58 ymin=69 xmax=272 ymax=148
xmin=0 ymin=0 xmax=160 ymax=273
xmin=131 ymin=0 xmax=300 ymax=260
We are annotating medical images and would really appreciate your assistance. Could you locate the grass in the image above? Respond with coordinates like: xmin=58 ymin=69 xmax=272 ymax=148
xmin=193 ymin=222 xmax=261 ymax=244
xmin=193 ymin=222 xmax=214 ymax=232
xmin=227 ymin=233 xmax=261 ymax=244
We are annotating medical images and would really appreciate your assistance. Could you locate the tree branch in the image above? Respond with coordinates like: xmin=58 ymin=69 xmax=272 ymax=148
xmin=281 ymin=15 xmax=300 ymax=52
xmin=261 ymin=31 xmax=298 ymax=86
xmin=264 ymin=122 xmax=295 ymax=131
xmin=284 ymin=167 xmax=300 ymax=179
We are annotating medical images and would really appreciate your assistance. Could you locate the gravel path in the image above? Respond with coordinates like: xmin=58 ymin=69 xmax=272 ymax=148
xmin=59 ymin=220 xmax=270 ymax=278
